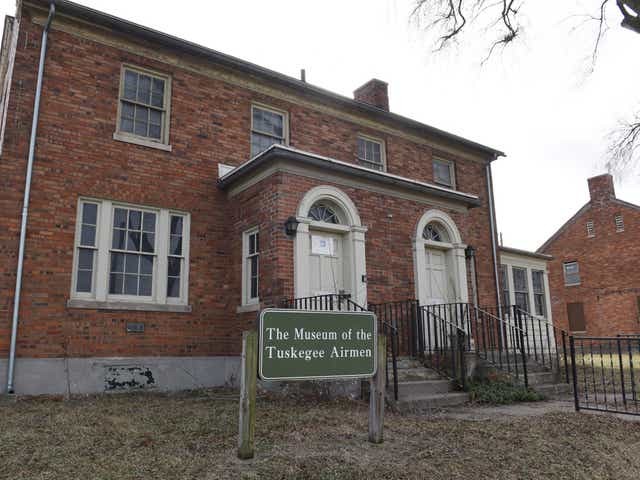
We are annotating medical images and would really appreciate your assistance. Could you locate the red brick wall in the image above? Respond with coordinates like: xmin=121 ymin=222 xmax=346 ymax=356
xmin=541 ymin=178 xmax=640 ymax=336
xmin=0 ymin=9 xmax=499 ymax=359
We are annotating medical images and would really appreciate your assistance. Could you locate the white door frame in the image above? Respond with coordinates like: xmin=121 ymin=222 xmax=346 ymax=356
xmin=294 ymin=186 xmax=368 ymax=307
xmin=413 ymin=209 xmax=468 ymax=307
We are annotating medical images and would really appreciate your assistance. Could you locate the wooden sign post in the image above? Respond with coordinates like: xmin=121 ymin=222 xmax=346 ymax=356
xmin=237 ymin=309 xmax=385 ymax=459
xmin=237 ymin=330 xmax=257 ymax=460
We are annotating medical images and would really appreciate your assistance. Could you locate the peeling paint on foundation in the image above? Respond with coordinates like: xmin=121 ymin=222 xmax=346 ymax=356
xmin=104 ymin=365 xmax=156 ymax=391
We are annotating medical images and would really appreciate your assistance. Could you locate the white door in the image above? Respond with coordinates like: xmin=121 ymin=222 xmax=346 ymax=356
xmin=309 ymin=232 xmax=345 ymax=296
xmin=425 ymin=247 xmax=448 ymax=305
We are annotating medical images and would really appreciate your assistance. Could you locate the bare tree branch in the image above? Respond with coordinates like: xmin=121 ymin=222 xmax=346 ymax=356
xmin=607 ymin=115 xmax=640 ymax=176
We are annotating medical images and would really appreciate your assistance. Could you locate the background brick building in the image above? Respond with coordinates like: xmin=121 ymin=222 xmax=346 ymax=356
xmin=538 ymin=174 xmax=640 ymax=336
xmin=0 ymin=0 xmax=506 ymax=394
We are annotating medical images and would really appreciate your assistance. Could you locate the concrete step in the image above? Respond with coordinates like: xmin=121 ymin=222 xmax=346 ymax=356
xmin=393 ymin=357 xmax=424 ymax=369
xmin=526 ymin=371 xmax=557 ymax=386
xmin=396 ymin=391 xmax=469 ymax=411
xmin=531 ymin=382 xmax=572 ymax=399
xmin=398 ymin=379 xmax=455 ymax=397
xmin=395 ymin=367 xmax=443 ymax=382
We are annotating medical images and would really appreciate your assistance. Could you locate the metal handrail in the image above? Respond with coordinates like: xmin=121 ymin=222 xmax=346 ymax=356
xmin=422 ymin=306 xmax=467 ymax=389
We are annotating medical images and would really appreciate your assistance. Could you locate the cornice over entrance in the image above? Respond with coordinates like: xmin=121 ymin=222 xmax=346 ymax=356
xmin=217 ymin=145 xmax=482 ymax=210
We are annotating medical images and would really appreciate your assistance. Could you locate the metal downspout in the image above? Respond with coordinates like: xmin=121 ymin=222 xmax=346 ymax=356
xmin=6 ymin=1 xmax=56 ymax=394
xmin=486 ymin=160 xmax=502 ymax=320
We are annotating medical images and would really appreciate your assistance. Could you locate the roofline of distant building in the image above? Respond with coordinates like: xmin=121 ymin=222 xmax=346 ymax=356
xmin=25 ymin=0 xmax=505 ymax=160
xmin=499 ymin=245 xmax=552 ymax=261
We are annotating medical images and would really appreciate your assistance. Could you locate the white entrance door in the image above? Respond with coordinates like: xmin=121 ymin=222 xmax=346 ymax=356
xmin=425 ymin=247 xmax=448 ymax=305
xmin=309 ymin=232 xmax=345 ymax=296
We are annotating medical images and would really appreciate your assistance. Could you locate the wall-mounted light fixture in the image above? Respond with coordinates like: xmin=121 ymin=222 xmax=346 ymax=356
xmin=284 ymin=216 xmax=299 ymax=237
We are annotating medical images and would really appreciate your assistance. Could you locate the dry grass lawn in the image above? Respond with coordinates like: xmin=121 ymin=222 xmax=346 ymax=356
xmin=2 ymin=389 xmax=640 ymax=479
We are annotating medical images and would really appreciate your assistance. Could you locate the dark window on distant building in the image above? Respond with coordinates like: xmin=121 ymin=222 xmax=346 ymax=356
xmin=512 ymin=267 xmax=529 ymax=312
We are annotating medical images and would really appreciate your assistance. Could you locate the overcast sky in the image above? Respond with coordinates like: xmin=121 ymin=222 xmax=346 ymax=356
xmin=2 ymin=0 xmax=638 ymax=251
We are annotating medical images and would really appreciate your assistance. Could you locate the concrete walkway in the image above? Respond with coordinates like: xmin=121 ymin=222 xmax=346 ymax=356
xmin=433 ymin=398 xmax=640 ymax=422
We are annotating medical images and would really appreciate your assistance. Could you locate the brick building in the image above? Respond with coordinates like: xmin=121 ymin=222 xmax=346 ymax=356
xmin=538 ymin=174 xmax=640 ymax=336
xmin=0 ymin=0 xmax=509 ymax=395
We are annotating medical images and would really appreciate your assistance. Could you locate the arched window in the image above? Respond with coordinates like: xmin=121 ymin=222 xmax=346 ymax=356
xmin=423 ymin=222 xmax=449 ymax=242
xmin=308 ymin=202 xmax=341 ymax=224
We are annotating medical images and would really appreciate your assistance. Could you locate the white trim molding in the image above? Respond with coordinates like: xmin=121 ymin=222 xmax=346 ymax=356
xmin=293 ymin=186 xmax=368 ymax=307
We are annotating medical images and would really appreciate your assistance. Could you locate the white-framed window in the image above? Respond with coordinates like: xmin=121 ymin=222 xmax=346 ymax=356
xmin=563 ymin=261 xmax=580 ymax=286
xmin=116 ymin=65 xmax=171 ymax=146
xmin=250 ymin=104 xmax=287 ymax=157
xmin=615 ymin=214 xmax=624 ymax=232
xmin=356 ymin=135 xmax=385 ymax=171
xmin=586 ymin=220 xmax=595 ymax=237
xmin=71 ymin=198 xmax=189 ymax=306
xmin=433 ymin=158 xmax=456 ymax=188
xmin=532 ymin=270 xmax=546 ymax=317
xmin=500 ymin=264 xmax=510 ymax=307
xmin=242 ymin=228 xmax=260 ymax=305
xmin=512 ymin=267 xmax=529 ymax=312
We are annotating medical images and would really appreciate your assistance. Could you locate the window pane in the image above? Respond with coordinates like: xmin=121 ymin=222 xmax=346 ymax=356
xmin=127 ymin=231 xmax=141 ymax=251
xmin=76 ymin=270 xmax=92 ymax=293
xmin=112 ymin=229 xmax=126 ymax=249
xmin=125 ymin=253 xmax=139 ymax=274
xmin=124 ymin=274 xmax=138 ymax=295
xmin=513 ymin=268 xmax=527 ymax=292
xmin=80 ymin=225 xmax=96 ymax=247
xmin=128 ymin=210 xmax=141 ymax=230
xmin=250 ymin=275 xmax=258 ymax=299
xmin=170 ymin=235 xmax=182 ymax=255
xmin=121 ymin=102 xmax=135 ymax=120
xmin=141 ymin=232 xmax=155 ymax=253
xmin=357 ymin=138 xmax=365 ymax=158
xmin=123 ymin=70 xmax=138 ymax=100
xmin=167 ymin=276 xmax=180 ymax=298
xmin=113 ymin=208 xmax=127 ymax=228
xmin=78 ymin=249 xmax=93 ymax=270
xmin=534 ymin=294 xmax=545 ymax=317
xmin=109 ymin=273 xmax=124 ymax=294
xmin=170 ymin=216 xmax=183 ymax=235
xmin=110 ymin=252 xmax=125 ymax=272
xmin=137 ymin=74 xmax=151 ymax=104
xmin=253 ymin=107 xmax=283 ymax=137
xmin=148 ymin=124 xmax=161 ymax=139
xmin=434 ymin=161 xmax=452 ymax=185
xmin=140 ymin=255 xmax=153 ymax=275
xmin=251 ymin=132 xmax=279 ymax=157
xmin=120 ymin=117 xmax=134 ymax=133
xmin=168 ymin=257 xmax=181 ymax=277
xmin=82 ymin=203 xmax=98 ymax=225
xmin=139 ymin=275 xmax=152 ymax=296
xmin=515 ymin=292 xmax=529 ymax=311
xmin=143 ymin=212 xmax=156 ymax=233
xmin=151 ymin=78 xmax=165 ymax=107
xmin=532 ymin=271 xmax=544 ymax=293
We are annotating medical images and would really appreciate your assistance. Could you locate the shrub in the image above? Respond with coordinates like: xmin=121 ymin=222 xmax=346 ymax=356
xmin=467 ymin=379 xmax=545 ymax=405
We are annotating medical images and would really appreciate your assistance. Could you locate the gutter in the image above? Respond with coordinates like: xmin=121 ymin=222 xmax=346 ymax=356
xmin=6 ymin=0 xmax=55 ymax=394
xmin=486 ymin=160 xmax=502 ymax=319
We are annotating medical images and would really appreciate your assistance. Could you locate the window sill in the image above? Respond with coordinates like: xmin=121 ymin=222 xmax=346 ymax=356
xmin=564 ymin=283 xmax=581 ymax=287
xmin=237 ymin=303 xmax=261 ymax=313
xmin=67 ymin=299 xmax=191 ymax=313
xmin=113 ymin=132 xmax=172 ymax=152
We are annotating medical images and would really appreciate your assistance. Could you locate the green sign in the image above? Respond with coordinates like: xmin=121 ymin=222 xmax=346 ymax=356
xmin=259 ymin=309 xmax=378 ymax=381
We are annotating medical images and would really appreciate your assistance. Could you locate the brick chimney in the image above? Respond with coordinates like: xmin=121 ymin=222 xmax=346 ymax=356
xmin=587 ymin=173 xmax=616 ymax=203
xmin=353 ymin=79 xmax=389 ymax=111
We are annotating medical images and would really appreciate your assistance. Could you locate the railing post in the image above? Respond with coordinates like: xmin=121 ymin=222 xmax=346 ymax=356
xmin=457 ymin=329 xmax=467 ymax=390
xmin=516 ymin=309 xmax=528 ymax=389
xmin=617 ymin=338 xmax=628 ymax=408
xmin=562 ymin=330 xmax=570 ymax=384
xmin=569 ymin=335 xmax=580 ymax=412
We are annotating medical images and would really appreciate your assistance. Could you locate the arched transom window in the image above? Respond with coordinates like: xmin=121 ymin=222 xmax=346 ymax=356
xmin=423 ymin=222 xmax=449 ymax=242
xmin=308 ymin=202 xmax=341 ymax=224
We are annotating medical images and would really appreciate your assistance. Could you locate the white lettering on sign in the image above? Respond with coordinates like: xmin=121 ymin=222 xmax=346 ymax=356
xmin=311 ymin=235 xmax=335 ymax=255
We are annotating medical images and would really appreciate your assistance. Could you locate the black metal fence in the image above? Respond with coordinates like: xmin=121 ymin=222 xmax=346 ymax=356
xmin=421 ymin=305 xmax=467 ymax=389
xmin=570 ymin=335 xmax=640 ymax=416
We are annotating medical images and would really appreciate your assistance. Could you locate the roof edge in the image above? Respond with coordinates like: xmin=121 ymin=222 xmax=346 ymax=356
xmin=218 ymin=145 xmax=482 ymax=208
xmin=499 ymin=245 xmax=552 ymax=261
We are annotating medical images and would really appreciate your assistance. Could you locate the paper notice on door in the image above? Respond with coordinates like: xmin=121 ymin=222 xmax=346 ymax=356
xmin=311 ymin=235 xmax=335 ymax=255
